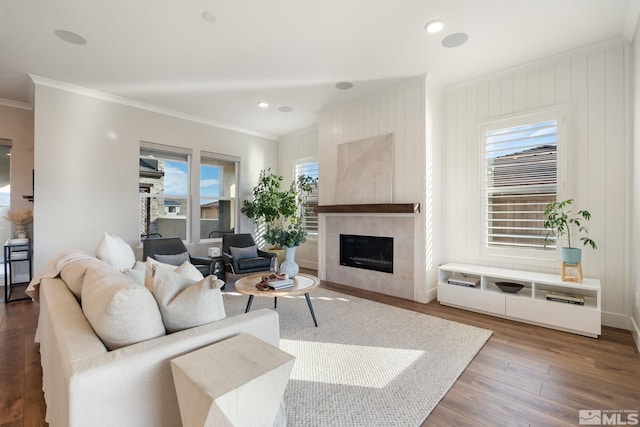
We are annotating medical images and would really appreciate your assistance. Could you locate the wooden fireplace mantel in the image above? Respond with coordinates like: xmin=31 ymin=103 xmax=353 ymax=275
xmin=315 ymin=203 xmax=420 ymax=214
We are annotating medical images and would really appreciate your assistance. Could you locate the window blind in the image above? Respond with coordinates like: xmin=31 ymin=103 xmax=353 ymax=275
xmin=485 ymin=120 xmax=557 ymax=250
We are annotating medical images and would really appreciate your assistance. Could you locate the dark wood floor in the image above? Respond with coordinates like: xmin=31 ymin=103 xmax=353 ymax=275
xmin=2 ymin=279 xmax=639 ymax=427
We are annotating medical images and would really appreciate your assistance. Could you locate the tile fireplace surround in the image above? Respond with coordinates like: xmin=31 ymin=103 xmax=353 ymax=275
xmin=320 ymin=212 xmax=416 ymax=300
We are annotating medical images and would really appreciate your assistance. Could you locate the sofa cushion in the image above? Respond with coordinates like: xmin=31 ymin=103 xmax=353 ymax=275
xmin=81 ymin=264 xmax=166 ymax=350
xmin=237 ymin=257 xmax=271 ymax=270
xmin=230 ymin=245 xmax=258 ymax=260
xmin=59 ymin=257 xmax=104 ymax=301
xmin=147 ymin=266 xmax=225 ymax=333
xmin=153 ymin=251 xmax=190 ymax=266
xmin=95 ymin=232 xmax=136 ymax=272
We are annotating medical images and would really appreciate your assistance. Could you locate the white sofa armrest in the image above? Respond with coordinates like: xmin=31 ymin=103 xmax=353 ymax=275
xmin=68 ymin=308 xmax=281 ymax=427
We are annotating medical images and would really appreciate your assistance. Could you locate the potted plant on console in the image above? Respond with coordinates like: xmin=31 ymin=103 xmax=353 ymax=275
xmin=241 ymin=169 xmax=317 ymax=278
xmin=543 ymin=198 xmax=597 ymax=268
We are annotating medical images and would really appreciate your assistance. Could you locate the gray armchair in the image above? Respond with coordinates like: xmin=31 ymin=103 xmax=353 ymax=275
xmin=222 ymin=233 xmax=276 ymax=275
xmin=142 ymin=237 xmax=215 ymax=278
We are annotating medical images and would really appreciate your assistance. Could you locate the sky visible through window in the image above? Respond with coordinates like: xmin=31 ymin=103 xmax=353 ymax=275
xmin=486 ymin=120 xmax=557 ymax=158
xmin=161 ymin=160 xmax=220 ymax=199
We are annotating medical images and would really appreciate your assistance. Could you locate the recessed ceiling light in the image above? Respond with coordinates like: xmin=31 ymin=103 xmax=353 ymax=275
xmin=257 ymin=101 xmax=269 ymax=108
xmin=202 ymin=11 xmax=217 ymax=23
xmin=54 ymin=29 xmax=87 ymax=45
xmin=424 ymin=20 xmax=444 ymax=34
xmin=278 ymin=106 xmax=293 ymax=113
xmin=335 ymin=81 xmax=354 ymax=90
xmin=442 ymin=32 xmax=469 ymax=48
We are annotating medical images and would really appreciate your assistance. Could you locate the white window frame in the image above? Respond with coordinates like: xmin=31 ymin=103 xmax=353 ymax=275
xmin=139 ymin=141 xmax=192 ymax=242
xmin=199 ymin=151 xmax=240 ymax=241
xmin=479 ymin=105 xmax=570 ymax=263
xmin=294 ymin=156 xmax=319 ymax=241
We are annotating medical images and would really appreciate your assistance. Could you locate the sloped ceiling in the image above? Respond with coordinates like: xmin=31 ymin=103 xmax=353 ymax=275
xmin=0 ymin=0 xmax=636 ymax=138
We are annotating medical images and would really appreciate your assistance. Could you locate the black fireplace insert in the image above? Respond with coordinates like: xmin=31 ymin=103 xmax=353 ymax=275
xmin=339 ymin=234 xmax=393 ymax=274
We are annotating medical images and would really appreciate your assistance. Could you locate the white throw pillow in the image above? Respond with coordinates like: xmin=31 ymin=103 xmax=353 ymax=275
xmin=95 ymin=232 xmax=136 ymax=272
xmin=59 ymin=257 xmax=103 ymax=301
xmin=144 ymin=257 xmax=204 ymax=289
xmin=81 ymin=264 xmax=166 ymax=350
xmin=148 ymin=266 xmax=225 ymax=333
xmin=124 ymin=267 xmax=146 ymax=286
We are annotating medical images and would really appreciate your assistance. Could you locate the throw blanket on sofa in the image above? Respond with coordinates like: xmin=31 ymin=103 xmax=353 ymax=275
xmin=26 ymin=249 xmax=95 ymax=303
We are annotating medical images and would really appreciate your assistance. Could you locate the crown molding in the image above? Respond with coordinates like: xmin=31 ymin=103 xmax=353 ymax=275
xmin=0 ymin=98 xmax=32 ymax=110
xmin=28 ymin=74 xmax=278 ymax=141
xmin=624 ymin=0 xmax=640 ymax=41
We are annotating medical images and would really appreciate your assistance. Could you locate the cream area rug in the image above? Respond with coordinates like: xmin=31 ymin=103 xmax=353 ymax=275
xmin=222 ymin=284 xmax=492 ymax=427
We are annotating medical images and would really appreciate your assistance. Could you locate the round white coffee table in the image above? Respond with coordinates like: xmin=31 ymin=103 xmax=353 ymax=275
xmin=234 ymin=273 xmax=320 ymax=327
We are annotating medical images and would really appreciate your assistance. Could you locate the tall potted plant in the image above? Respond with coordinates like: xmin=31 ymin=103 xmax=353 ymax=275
xmin=543 ymin=198 xmax=597 ymax=265
xmin=241 ymin=169 xmax=317 ymax=277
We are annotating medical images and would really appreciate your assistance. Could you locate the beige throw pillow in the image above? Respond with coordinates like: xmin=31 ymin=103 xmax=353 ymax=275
xmin=81 ymin=264 xmax=166 ymax=350
xmin=144 ymin=258 xmax=204 ymax=290
xmin=148 ymin=266 xmax=225 ymax=333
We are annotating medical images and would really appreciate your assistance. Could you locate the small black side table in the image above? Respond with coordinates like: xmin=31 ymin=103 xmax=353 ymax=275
xmin=209 ymin=256 xmax=226 ymax=282
xmin=4 ymin=241 xmax=32 ymax=303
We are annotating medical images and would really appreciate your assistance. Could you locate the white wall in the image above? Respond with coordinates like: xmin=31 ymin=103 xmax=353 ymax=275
xmin=32 ymin=83 xmax=278 ymax=270
xmin=278 ymin=127 xmax=318 ymax=269
xmin=443 ymin=38 xmax=629 ymax=328
xmin=316 ymin=74 xmax=442 ymax=301
xmin=631 ymin=26 xmax=640 ymax=348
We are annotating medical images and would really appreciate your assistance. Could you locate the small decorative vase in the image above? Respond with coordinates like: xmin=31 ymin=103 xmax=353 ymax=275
xmin=14 ymin=225 xmax=27 ymax=240
xmin=279 ymin=246 xmax=299 ymax=278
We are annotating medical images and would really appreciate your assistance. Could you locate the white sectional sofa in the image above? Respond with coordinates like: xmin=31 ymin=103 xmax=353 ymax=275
xmin=34 ymin=252 xmax=284 ymax=427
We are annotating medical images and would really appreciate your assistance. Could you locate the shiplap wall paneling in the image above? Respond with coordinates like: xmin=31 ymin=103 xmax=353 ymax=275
xmin=603 ymin=44 xmax=626 ymax=316
xmin=443 ymin=40 xmax=628 ymax=322
xmin=318 ymin=77 xmax=426 ymax=205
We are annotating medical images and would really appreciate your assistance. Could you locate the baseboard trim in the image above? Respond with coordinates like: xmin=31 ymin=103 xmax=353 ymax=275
xmin=631 ymin=316 xmax=640 ymax=353
xmin=602 ymin=311 xmax=631 ymax=330
xmin=297 ymin=260 xmax=318 ymax=270
xmin=415 ymin=287 xmax=437 ymax=304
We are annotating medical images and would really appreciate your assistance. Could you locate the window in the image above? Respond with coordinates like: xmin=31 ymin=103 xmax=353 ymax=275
xmin=483 ymin=110 xmax=566 ymax=258
xmin=200 ymin=154 xmax=239 ymax=240
xmin=294 ymin=159 xmax=319 ymax=237
xmin=139 ymin=144 xmax=190 ymax=240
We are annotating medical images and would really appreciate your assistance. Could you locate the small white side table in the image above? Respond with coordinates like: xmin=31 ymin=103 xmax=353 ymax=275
xmin=171 ymin=333 xmax=295 ymax=427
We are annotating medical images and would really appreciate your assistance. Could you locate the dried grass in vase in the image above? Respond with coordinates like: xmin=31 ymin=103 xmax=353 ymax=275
xmin=4 ymin=209 xmax=33 ymax=226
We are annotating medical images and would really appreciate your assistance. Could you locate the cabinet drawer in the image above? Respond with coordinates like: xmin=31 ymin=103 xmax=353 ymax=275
xmin=438 ymin=284 xmax=505 ymax=315
xmin=506 ymin=297 xmax=601 ymax=336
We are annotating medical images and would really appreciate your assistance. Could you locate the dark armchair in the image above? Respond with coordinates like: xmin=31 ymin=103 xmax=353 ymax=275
xmin=142 ymin=237 xmax=215 ymax=277
xmin=222 ymin=233 xmax=276 ymax=276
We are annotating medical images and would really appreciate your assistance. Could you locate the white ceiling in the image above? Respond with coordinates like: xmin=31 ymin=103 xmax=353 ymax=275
xmin=0 ymin=0 xmax=636 ymax=139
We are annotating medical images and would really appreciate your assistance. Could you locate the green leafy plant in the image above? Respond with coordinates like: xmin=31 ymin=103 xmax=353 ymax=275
xmin=241 ymin=168 xmax=317 ymax=248
xmin=543 ymin=199 xmax=597 ymax=250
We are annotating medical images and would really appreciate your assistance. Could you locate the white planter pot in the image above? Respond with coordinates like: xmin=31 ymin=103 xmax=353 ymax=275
xmin=279 ymin=246 xmax=299 ymax=278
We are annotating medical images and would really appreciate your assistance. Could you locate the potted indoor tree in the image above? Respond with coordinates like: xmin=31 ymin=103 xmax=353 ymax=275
xmin=241 ymin=168 xmax=317 ymax=277
xmin=543 ymin=198 xmax=597 ymax=265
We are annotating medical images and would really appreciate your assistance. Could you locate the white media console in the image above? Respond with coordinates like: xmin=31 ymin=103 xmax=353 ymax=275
xmin=437 ymin=263 xmax=601 ymax=338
